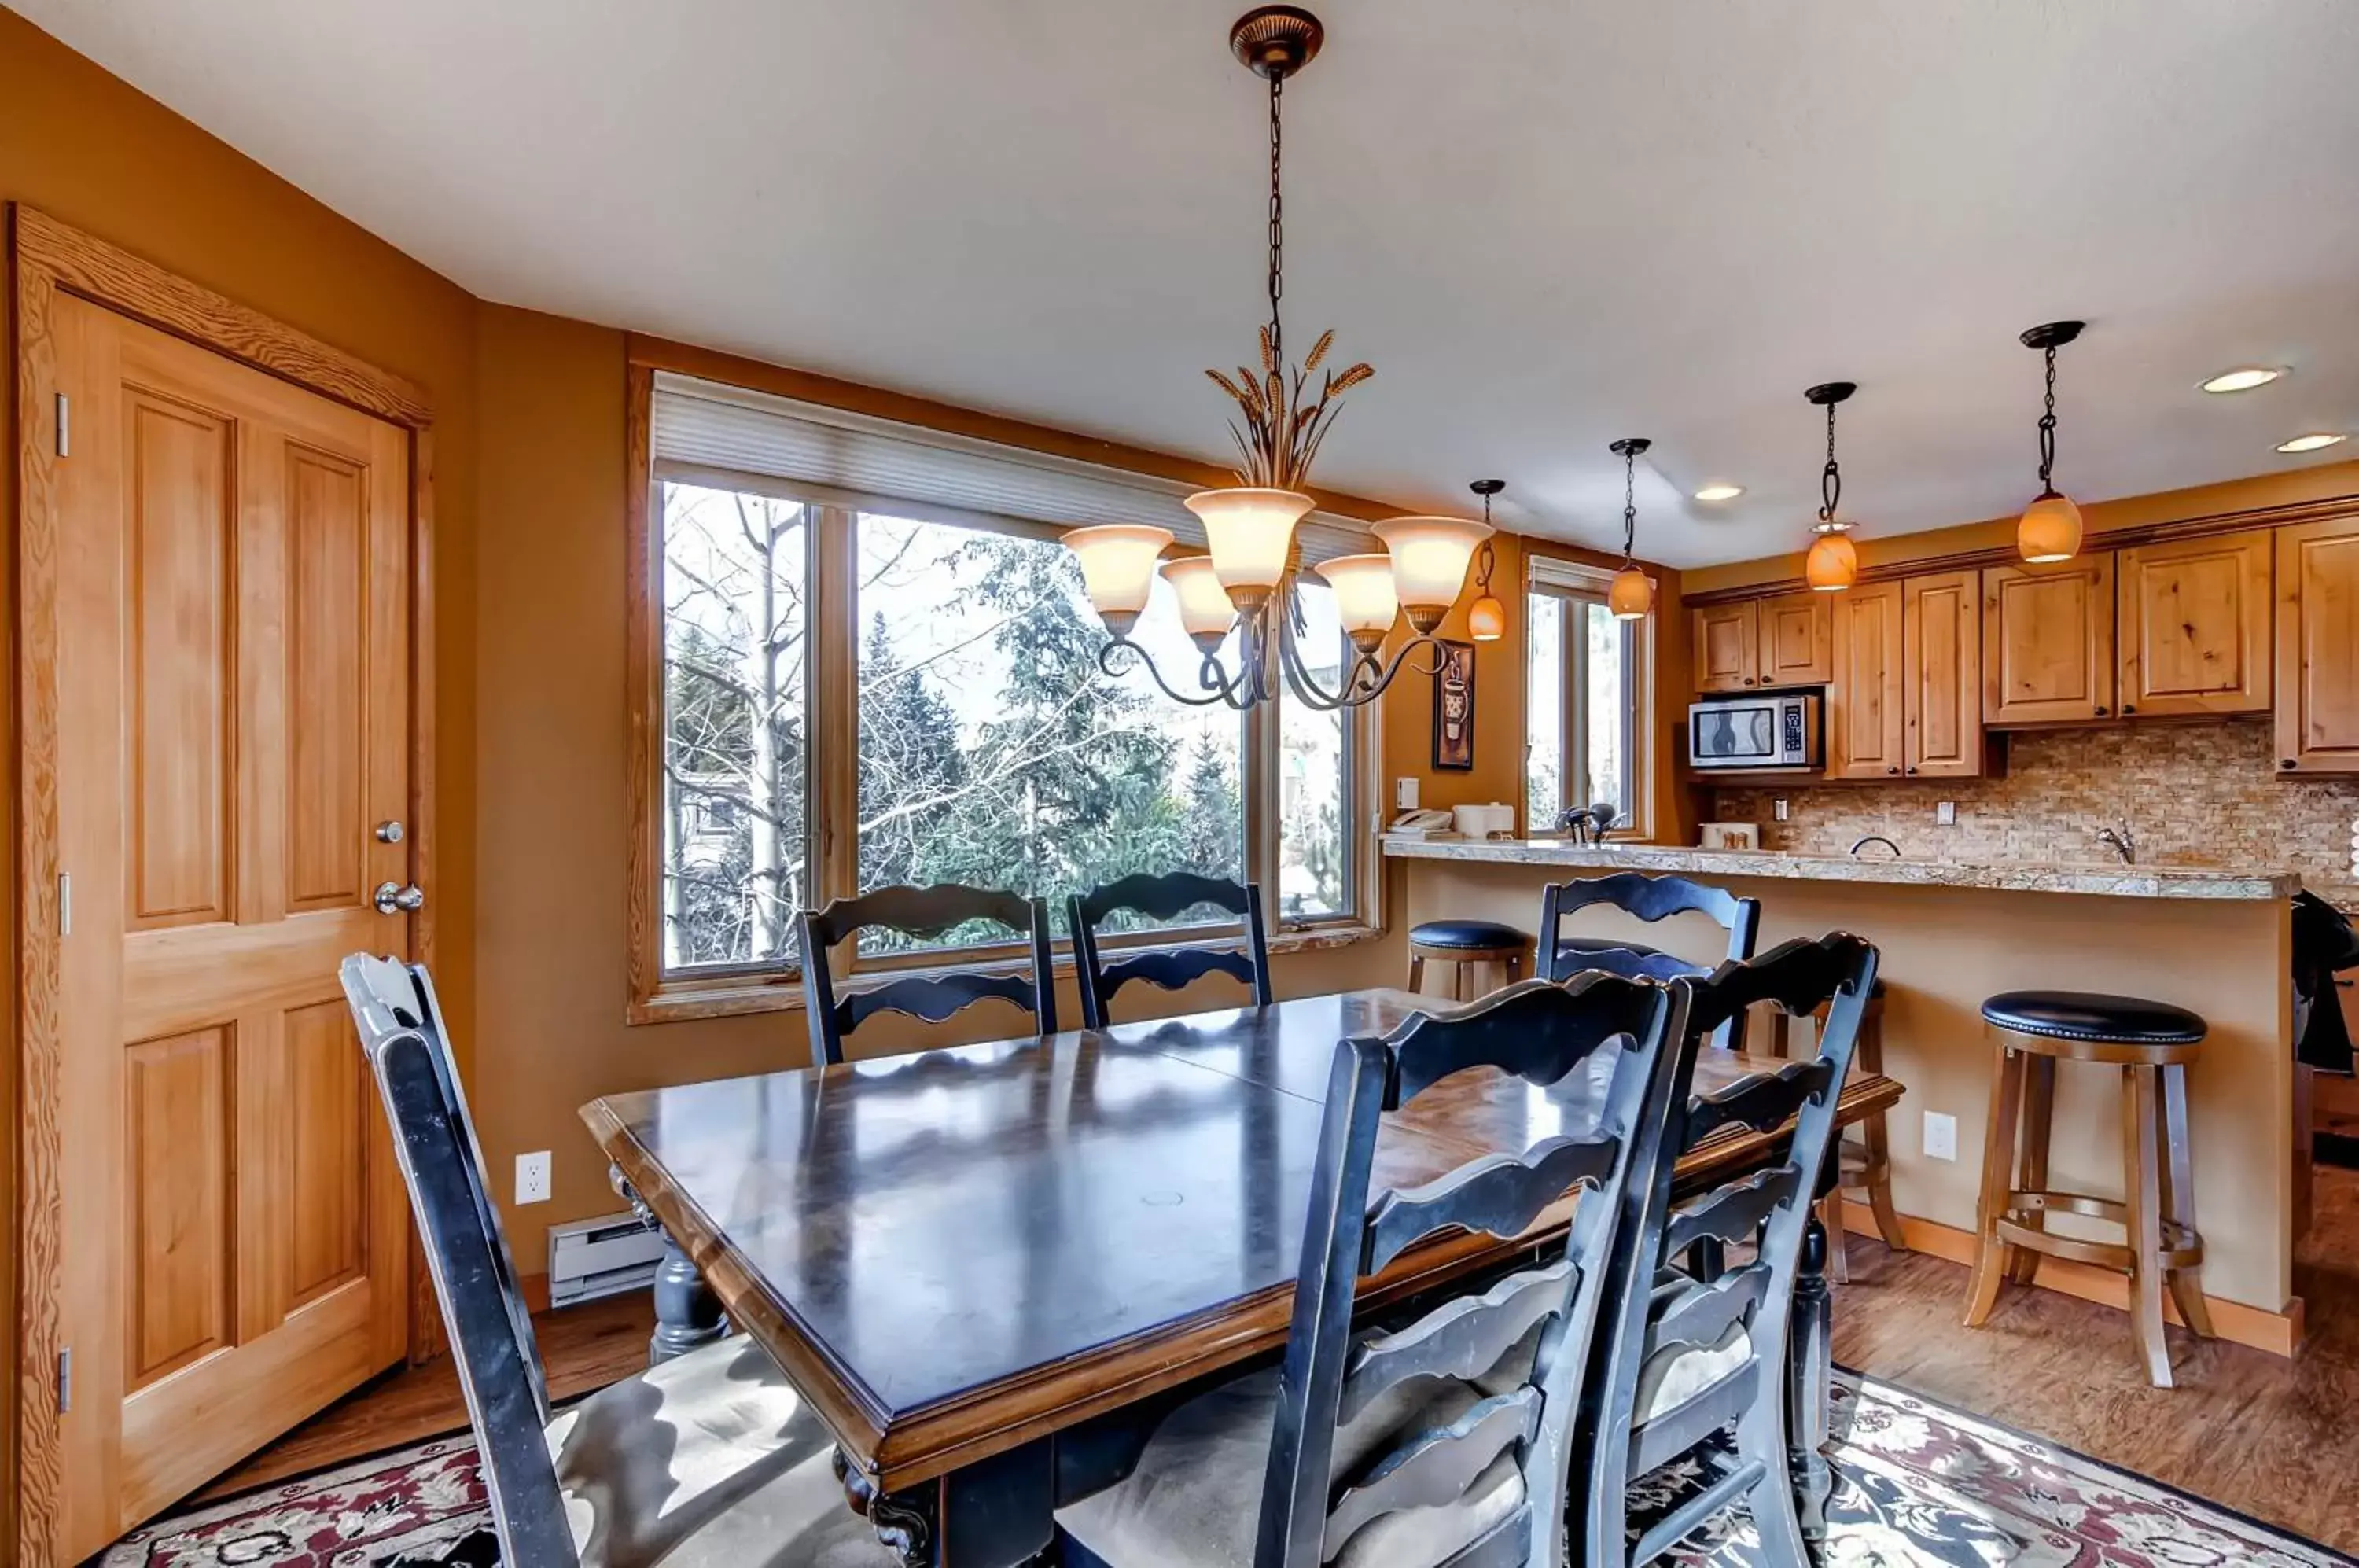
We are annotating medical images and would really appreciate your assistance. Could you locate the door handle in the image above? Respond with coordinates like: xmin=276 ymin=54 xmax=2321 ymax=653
xmin=374 ymin=881 xmax=425 ymax=915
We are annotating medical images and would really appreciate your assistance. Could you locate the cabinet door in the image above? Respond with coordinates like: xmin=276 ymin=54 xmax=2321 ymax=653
xmin=1756 ymin=591 xmax=1835 ymax=687
xmin=1691 ymin=601 xmax=1759 ymax=693
xmin=1827 ymin=582 xmax=1904 ymax=779
xmin=2276 ymin=517 xmax=2359 ymax=772
xmin=1982 ymin=556 xmax=2116 ymax=724
xmin=1904 ymin=569 xmax=1983 ymax=777
xmin=2118 ymin=530 xmax=2273 ymax=715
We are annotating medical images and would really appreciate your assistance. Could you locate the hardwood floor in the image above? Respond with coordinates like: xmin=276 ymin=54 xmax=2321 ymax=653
xmin=193 ymin=1168 xmax=2359 ymax=1552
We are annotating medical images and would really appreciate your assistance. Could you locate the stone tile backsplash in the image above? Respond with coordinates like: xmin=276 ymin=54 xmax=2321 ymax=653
xmin=1710 ymin=719 xmax=2359 ymax=894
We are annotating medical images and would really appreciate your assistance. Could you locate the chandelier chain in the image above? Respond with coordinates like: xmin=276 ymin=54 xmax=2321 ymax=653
xmin=1622 ymin=447 xmax=1640 ymax=561
xmin=1267 ymin=75 xmax=1285 ymax=366
xmin=2037 ymin=344 xmax=2059 ymax=496
xmin=1820 ymin=401 xmax=1842 ymax=525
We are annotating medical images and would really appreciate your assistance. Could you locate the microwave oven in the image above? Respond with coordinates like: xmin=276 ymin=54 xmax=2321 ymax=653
xmin=1688 ymin=693 xmax=1822 ymax=771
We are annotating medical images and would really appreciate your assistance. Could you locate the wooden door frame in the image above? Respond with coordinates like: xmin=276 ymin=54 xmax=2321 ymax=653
xmin=7 ymin=204 xmax=438 ymax=1565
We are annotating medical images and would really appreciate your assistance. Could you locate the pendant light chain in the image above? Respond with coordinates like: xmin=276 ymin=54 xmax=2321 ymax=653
xmin=2036 ymin=343 xmax=2059 ymax=497
xmin=1820 ymin=399 xmax=1843 ymax=525
xmin=1266 ymin=75 xmax=1285 ymax=366
xmin=1621 ymin=444 xmax=1640 ymax=562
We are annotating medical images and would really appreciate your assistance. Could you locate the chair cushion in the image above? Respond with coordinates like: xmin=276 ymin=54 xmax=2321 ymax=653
xmin=1410 ymin=919 xmax=1528 ymax=951
xmin=1981 ymin=989 xmax=2206 ymax=1046
xmin=1632 ymin=1269 xmax=1754 ymax=1426
xmin=547 ymin=1336 xmax=896 ymax=1568
xmin=1054 ymin=1357 xmax=1527 ymax=1568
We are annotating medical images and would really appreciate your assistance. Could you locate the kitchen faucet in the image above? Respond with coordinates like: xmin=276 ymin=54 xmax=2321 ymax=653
xmin=1849 ymin=835 xmax=1902 ymax=859
xmin=2096 ymin=820 xmax=2137 ymax=865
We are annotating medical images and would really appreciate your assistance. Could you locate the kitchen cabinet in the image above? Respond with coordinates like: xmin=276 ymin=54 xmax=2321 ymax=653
xmin=1827 ymin=581 xmax=1905 ymax=779
xmin=1903 ymin=569 xmax=1984 ymax=776
xmin=1691 ymin=600 xmax=1759 ymax=692
xmin=1756 ymin=590 xmax=1835 ymax=687
xmin=2117 ymin=529 xmax=2273 ymax=716
xmin=2274 ymin=515 xmax=2359 ymax=773
xmin=1982 ymin=555 xmax=2116 ymax=725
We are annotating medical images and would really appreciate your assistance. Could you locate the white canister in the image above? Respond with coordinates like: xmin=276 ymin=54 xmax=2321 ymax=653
xmin=1452 ymin=803 xmax=1517 ymax=839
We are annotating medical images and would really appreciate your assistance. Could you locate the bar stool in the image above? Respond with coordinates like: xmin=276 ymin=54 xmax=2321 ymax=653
xmin=1406 ymin=919 xmax=1529 ymax=1001
xmin=1963 ymin=989 xmax=2211 ymax=1387
xmin=1771 ymin=978 xmax=1906 ymax=1283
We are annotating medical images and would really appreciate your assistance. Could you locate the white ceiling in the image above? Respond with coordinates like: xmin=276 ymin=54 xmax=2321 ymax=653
xmin=22 ymin=0 xmax=2359 ymax=565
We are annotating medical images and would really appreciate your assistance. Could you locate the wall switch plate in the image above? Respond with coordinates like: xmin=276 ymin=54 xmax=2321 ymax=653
xmin=1935 ymin=801 xmax=1957 ymax=826
xmin=1922 ymin=1112 xmax=1958 ymax=1162
xmin=1396 ymin=777 xmax=1419 ymax=810
xmin=516 ymin=1150 xmax=553 ymax=1205
xmin=1773 ymin=798 xmax=1790 ymax=822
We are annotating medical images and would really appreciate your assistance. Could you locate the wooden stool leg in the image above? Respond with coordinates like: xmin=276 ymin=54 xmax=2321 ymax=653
xmin=2158 ymin=1062 xmax=2214 ymax=1340
xmin=1408 ymin=951 xmax=1426 ymax=996
xmin=1450 ymin=960 xmax=1466 ymax=1003
xmin=1854 ymin=1008 xmax=1907 ymax=1252
xmin=1820 ymin=1191 xmax=1849 ymax=1283
xmin=1505 ymin=949 xmax=1522 ymax=985
xmin=1963 ymin=1042 xmax=2027 ymax=1327
xmin=2122 ymin=1064 xmax=2174 ymax=1387
xmin=2008 ymin=1055 xmax=2055 ymax=1286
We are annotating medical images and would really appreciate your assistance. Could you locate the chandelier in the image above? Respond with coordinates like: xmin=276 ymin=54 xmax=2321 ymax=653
xmin=1062 ymin=6 xmax=1491 ymax=712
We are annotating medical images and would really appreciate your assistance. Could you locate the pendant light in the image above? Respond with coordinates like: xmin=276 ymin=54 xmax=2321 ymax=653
xmin=1466 ymin=480 xmax=1507 ymax=641
xmin=1606 ymin=440 xmax=1654 ymax=620
xmin=2017 ymin=320 xmax=2086 ymax=564
xmin=1802 ymin=381 xmax=1860 ymax=592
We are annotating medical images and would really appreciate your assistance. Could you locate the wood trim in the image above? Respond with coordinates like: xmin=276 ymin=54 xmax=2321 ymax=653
xmin=406 ymin=426 xmax=444 ymax=1366
xmin=1842 ymin=1200 xmax=2303 ymax=1358
xmin=9 ymin=204 xmax=437 ymax=1563
xmin=1681 ymin=492 xmax=2359 ymax=608
xmin=622 ymin=365 xmax=665 ymax=1024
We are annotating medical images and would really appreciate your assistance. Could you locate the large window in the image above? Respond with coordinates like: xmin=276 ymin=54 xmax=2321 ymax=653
xmin=631 ymin=369 xmax=1376 ymax=1017
xmin=1525 ymin=560 xmax=1650 ymax=837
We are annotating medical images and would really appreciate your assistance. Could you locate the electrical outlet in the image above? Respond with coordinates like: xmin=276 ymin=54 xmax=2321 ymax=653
xmin=1773 ymin=798 xmax=1790 ymax=823
xmin=1922 ymin=1112 xmax=1959 ymax=1162
xmin=516 ymin=1150 xmax=552 ymax=1205
xmin=1396 ymin=777 xmax=1420 ymax=811
xmin=1935 ymin=801 xmax=1957 ymax=826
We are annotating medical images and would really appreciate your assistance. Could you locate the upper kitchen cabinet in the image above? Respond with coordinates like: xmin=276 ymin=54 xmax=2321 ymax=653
xmin=1903 ymin=569 xmax=1985 ymax=776
xmin=1692 ymin=600 xmax=1760 ymax=692
xmin=1827 ymin=580 xmax=1905 ymax=779
xmin=1755 ymin=590 xmax=1835 ymax=687
xmin=1982 ymin=555 xmax=2116 ymax=725
xmin=2117 ymin=529 xmax=2273 ymax=716
xmin=2275 ymin=515 xmax=2359 ymax=773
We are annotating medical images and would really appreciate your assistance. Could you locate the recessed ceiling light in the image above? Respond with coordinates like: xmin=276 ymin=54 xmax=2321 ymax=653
xmin=1693 ymin=482 xmax=1745 ymax=502
xmin=2199 ymin=366 xmax=2283 ymax=394
xmin=2276 ymin=432 xmax=2347 ymax=454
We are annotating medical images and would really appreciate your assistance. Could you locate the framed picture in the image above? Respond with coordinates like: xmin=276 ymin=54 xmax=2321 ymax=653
xmin=1431 ymin=639 xmax=1475 ymax=771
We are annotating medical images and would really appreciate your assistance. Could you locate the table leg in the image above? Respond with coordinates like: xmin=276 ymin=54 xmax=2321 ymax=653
xmin=1787 ymin=1208 xmax=1835 ymax=1543
xmin=612 ymin=1163 xmax=727 ymax=1366
xmin=836 ymin=1441 xmax=1054 ymax=1567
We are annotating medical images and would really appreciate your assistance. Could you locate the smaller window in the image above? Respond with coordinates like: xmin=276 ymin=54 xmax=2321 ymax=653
xmin=1525 ymin=563 xmax=1648 ymax=837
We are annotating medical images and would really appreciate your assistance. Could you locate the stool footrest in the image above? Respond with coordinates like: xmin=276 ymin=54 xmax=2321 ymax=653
xmin=1996 ymin=1191 xmax=2203 ymax=1272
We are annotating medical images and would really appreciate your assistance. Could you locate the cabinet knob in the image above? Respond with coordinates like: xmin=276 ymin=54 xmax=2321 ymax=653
xmin=2122 ymin=703 xmax=2136 ymax=715
xmin=1905 ymin=766 xmax=1919 ymax=775
xmin=1743 ymin=677 xmax=1757 ymax=686
xmin=2282 ymin=758 xmax=2298 ymax=770
xmin=1886 ymin=767 xmax=1900 ymax=776
xmin=2092 ymin=705 xmax=2108 ymax=716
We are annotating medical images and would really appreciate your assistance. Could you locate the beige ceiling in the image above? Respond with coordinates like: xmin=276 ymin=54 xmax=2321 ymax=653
xmin=20 ymin=0 xmax=2359 ymax=564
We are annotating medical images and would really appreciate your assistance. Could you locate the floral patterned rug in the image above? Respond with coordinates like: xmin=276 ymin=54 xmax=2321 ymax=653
xmin=102 ymin=1372 xmax=2350 ymax=1567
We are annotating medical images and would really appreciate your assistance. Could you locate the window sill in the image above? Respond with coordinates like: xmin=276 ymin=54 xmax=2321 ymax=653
xmin=625 ymin=921 xmax=1387 ymax=1027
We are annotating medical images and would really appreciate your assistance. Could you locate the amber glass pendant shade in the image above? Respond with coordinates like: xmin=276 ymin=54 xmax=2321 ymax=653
xmin=1608 ymin=566 xmax=1653 ymax=620
xmin=1805 ymin=528 xmax=1858 ymax=591
xmin=2017 ymin=491 xmax=2083 ymax=565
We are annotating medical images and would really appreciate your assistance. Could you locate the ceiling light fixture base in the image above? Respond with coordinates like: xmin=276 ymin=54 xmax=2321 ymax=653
xmin=1230 ymin=6 xmax=1323 ymax=79
xmin=2020 ymin=320 xmax=2087 ymax=352
xmin=1468 ymin=478 xmax=1506 ymax=499
xmin=1608 ymin=437 xmax=1653 ymax=458
xmin=1804 ymin=381 xmax=1857 ymax=407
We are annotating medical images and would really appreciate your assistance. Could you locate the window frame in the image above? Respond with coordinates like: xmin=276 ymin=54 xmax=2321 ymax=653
xmin=626 ymin=366 xmax=1383 ymax=1024
xmin=1523 ymin=554 xmax=1657 ymax=842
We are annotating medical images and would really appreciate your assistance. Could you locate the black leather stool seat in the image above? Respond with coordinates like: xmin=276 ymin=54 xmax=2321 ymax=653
xmin=1409 ymin=918 xmax=1527 ymax=951
xmin=1982 ymin=989 xmax=2206 ymax=1046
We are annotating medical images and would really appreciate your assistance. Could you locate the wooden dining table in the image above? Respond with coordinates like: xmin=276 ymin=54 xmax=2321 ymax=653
xmin=583 ymin=987 xmax=1903 ymax=1567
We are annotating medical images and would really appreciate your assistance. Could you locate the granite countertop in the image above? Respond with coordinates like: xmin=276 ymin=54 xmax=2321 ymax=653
xmin=1380 ymin=836 xmax=2307 ymax=902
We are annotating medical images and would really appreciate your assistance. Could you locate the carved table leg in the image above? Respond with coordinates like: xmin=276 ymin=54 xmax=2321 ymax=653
xmin=1787 ymin=1209 xmax=1835 ymax=1544
xmin=836 ymin=1451 xmax=937 ymax=1566
xmin=611 ymin=1163 xmax=727 ymax=1366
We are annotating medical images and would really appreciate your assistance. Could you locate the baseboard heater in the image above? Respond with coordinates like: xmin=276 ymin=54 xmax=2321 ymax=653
xmin=548 ymin=1209 xmax=664 ymax=1307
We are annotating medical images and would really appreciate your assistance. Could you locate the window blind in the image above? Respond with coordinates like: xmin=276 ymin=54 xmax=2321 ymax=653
xmin=1528 ymin=552 xmax=1628 ymax=596
xmin=651 ymin=372 xmax=1373 ymax=565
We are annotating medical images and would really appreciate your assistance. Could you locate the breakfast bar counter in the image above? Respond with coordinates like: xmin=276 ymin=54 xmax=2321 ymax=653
xmin=1386 ymin=837 xmax=2306 ymax=1352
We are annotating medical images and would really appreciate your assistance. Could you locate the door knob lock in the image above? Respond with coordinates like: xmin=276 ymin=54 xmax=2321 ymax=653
xmin=374 ymin=881 xmax=425 ymax=915
xmin=376 ymin=820 xmax=406 ymax=844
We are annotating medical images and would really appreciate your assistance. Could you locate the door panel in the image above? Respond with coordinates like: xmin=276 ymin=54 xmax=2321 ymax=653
xmin=53 ymin=296 xmax=415 ymax=1559
xmin=1904 ymin=569 xmax=1983 ymax=777
xmin=1827 ymin=582 xmax=1904 ymax=779
xmin=1982 ymin=556 xmax=2116 ymax=725
xmin=2118 ymin=530 xmax=2272 ymax=715
xmin=2273 ymin=518 xmax=2359 ymax=773
xmin=1691 ymin=601 xmax=1758 ymax=692
xmin=1756 ymin=591 xmax=1834 ymax=687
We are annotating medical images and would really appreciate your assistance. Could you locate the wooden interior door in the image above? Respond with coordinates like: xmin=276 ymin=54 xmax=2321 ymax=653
xmin=1755 ymin=591 xmax=1834 ymax=688
xmin=2117 ymin=529 xmax=2273 ymax=716
xmin=1691 ymin=601 xmax=1759 ymax=692
xmin=2275 ymin=516 xmax=2359 ymax=773
xmin=1827 ymin=581 xmax=1904 ymax=779
xmin=1982 ymin=556 xmax=2116 ymax=725
xmin=52 ymin=296 xmax=414 ymax=1557
xmin=1902 ymin=569 xmax=1982 ymax=777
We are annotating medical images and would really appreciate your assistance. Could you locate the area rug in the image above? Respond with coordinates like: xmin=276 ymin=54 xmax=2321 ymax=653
xmin=101 ymin=1372 xmax=2350 ymax=1566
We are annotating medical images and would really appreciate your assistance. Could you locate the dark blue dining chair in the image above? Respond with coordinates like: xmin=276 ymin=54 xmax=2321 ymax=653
xmin=1054 ymin=971 xmax=1683 ymax=1568
xmin=800 ymin=882 xmax=1057 ymax=1066
xmin=1069 ymin=871 xmax=1274 ymax=1029
xmin=1541 ymin=872 xmax=1762 ymax=1050
xmin=1575 ymin=933 xmax=1879 ymax=1568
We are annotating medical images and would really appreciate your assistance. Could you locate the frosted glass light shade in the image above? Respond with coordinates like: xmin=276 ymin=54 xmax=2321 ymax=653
xmin=1312 ymin=553 xmax=1400 ymax=642
xmin=1467 ymin=594 xmax=1507 ymax=642
xmin=1064 ymin=524 xmax=1172 ymax=632
xmin=1184 ymin=488 xmax=1316 ymax=597
xmin=1805 ymin=528 xmax=1858 ymax=591
xmin=1373 ymin=516 xmax=1492 ymax=631
xmin=1160 ymin=556 xmax=1238 ymax=642
xmin=1608 ymin=565 xmax=1654 ymax=620
xmin=2017 ymin=492 xmax=2084 ymax=564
